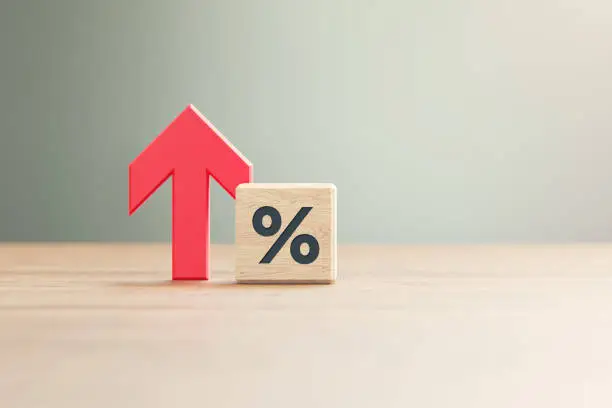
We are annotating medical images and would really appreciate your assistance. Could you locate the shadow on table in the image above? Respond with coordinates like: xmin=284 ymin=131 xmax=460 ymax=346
xmin=111 ymin=276 xmax=333 ymax=290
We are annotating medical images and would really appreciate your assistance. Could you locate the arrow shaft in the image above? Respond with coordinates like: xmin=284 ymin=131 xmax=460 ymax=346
xmin=172 ymin=166 xmax=210 ymax=280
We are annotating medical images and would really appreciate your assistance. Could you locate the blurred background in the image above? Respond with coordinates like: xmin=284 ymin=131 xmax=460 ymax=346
xmin=1 ymin=0 xmax=611 ymax=243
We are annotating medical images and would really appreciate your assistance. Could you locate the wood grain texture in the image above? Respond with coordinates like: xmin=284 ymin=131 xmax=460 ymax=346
xmin=235 ymin=183 xmax=336 ymax=283
xmin=2 ymin=243 xmax=612 ymax=408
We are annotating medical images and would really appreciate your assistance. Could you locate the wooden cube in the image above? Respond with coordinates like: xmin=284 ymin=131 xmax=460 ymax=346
xmin=235 ymin=183 xmax=337 ymax=283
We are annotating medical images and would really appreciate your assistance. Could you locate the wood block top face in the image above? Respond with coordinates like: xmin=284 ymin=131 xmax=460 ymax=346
xmin=235 ymin=183 xmax=337 ymax=283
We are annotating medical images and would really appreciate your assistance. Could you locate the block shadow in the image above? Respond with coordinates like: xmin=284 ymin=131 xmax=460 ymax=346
xmin=111 ymin=272 xmax=333 ymax=290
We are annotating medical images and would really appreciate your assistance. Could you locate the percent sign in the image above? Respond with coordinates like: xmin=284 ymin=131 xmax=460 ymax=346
xmin=252 ymin=206 xmax=320 ymax=264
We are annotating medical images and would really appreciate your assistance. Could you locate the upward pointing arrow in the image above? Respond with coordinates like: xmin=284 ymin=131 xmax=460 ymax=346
xmin=129 ymin=105 xmax=253 ymax=280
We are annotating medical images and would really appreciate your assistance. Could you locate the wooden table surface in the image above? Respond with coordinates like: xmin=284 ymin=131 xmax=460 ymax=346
xmin=1 ymin=243 xmax=612 ymax=407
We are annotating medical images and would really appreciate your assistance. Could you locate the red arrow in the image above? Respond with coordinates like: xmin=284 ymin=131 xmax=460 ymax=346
xmin=129 ymin=105 xmax=253 ymax=280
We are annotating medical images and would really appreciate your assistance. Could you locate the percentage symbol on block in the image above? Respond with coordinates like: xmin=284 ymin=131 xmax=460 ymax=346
xmin=252 ymin=206 xmax=320 ymax=264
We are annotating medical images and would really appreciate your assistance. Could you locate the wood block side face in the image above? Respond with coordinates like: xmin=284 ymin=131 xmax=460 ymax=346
xmin=235 ymin=184 xmax=337 ymax=283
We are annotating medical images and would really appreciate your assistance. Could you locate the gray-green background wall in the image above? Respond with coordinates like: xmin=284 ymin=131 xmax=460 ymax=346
xmin=2 ymin=0 xmax=612 ymax=243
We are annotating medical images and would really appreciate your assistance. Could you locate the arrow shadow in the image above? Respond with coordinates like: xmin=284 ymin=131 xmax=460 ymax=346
xmin=111 ymin=276 xmax=332 ymax=290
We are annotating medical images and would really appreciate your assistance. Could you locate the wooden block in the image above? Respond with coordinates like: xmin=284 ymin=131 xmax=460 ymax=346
xmin=235 ymin=183 xmax=337 ymax=283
